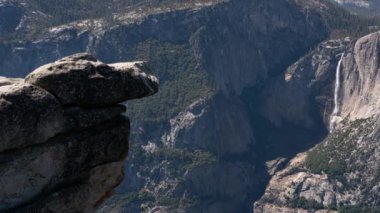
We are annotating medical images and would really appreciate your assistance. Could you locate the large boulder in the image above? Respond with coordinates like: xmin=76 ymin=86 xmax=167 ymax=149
xmin=0 ymin=83 xmax=68 ymax=152
xmin=0 ymin=80 xmax=128 ymax=153
xmin=0 ymin=53 xmax=159 ymax=212
xmin=25 ymin=53 xmax=159 ymax=107
xmin=1 ymin=53 xmax=159 ymax=152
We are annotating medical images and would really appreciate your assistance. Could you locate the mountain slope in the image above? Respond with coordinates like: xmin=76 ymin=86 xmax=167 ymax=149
xmin=333 ymin=0 xmax=380 ymax=16
xmin=254 ymin=31 xmax=380 ymax=213
xmin=0 ymin=0 xmax=379 ymax=212
xmin=0 ymin=0 xmax=330 ymax=212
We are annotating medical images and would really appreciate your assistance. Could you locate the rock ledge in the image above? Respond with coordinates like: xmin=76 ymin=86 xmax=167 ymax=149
xmin=0 ymin=53 xmax=158 ymax=212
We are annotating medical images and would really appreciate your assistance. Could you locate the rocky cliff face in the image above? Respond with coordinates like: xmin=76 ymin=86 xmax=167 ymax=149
xmin=0 ymin=53 xmax=158 ymax=212
xmin=3 ymin=0 xmax=380 ymax=212
xmin=254 ymin=31 xmax=380 ymax=213
xmin=0 ymin=0 xmax=331 ymax=212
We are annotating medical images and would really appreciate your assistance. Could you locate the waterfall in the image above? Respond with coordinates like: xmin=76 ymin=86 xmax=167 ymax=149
xmin=329 ymin=53 xmax=344 ymax=132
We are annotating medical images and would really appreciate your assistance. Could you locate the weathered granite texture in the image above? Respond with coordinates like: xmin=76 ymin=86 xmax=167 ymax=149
xmin=0 ymin=53 xmax=158 ymax=212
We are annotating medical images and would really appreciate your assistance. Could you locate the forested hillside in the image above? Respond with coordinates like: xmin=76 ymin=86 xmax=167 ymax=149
xmin=3 ymin=0 xmax=380 ymax=43
xmin=294 ymin=0 xmax=380 ymax=38
xmin=0 ymin=0 xmax=224 ymax=41
xmin=332 ymin=0 xmax=380 ymax=16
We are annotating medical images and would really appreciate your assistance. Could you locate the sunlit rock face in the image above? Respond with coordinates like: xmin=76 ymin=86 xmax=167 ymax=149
xmin=254 ymin=31 xmax=380 ymax=213
xmin=0 ymin=53 xmax=158 ymax=212
xmin=25 ymin=54 xmax=159 ymax=107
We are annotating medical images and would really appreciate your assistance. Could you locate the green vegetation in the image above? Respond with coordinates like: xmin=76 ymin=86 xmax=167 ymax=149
xmin=290 ymin=197 xmax=324 ymax=210
xmin=293 ymin=0 xmax=380 ymax=39
xmin=138 ymin=189 xmax=155 ymax=203
xmin=129 ymin=139 xmax=217 ymax=208
xmin=155 ymin=195 xmax=200 ymax=208
xmin=1 ymin=0 xmax=219 ymax=43
xmin=19 ymin=0 xmax=167 ymax=27
xmin=3 ymin=0 xmax=380 ymax=43
xmin=132 ymin=142 xmax=217 ymax=174
xmin=27 ymin=0 xmax=117 ymax=23
xmin=156 ymin=196 xmax=178 ymax=206
xmin=339 ymin=206 xmax=380 ymax=213
xmin=102 ymin=184 xmax=200 ymax=210
xmin=2 ymin=0 xmax=123 ymax=42
xmin=184 ymin=150 xmax=218 ymax=171
xmin=305 ymin=132 xmax=350 ymax=177
xmin=109 ymin=189 xmax=155 ymax=205
xmin=304 ymin=118 xmax=374 ymax=179
xmin=127 ymin=39 xmax=215 ymax=124
xmin=25 ymin=0 xmax=214 ymax=26
xmin=321 ymin=0 xmax=380 ymax=38
xmin=103 ymin=190 xmax=179 ymax=210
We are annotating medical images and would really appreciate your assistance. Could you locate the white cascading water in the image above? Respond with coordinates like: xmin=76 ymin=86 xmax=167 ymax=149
xmin=329 ymin=53 xmax=344 ymax=132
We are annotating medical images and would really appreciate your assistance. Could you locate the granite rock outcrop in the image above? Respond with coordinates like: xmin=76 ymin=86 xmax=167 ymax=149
xmin=0 ymin=53 xmax=158 ymax=212
xmin=254 ymin=31 xmax=380 ymax=213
